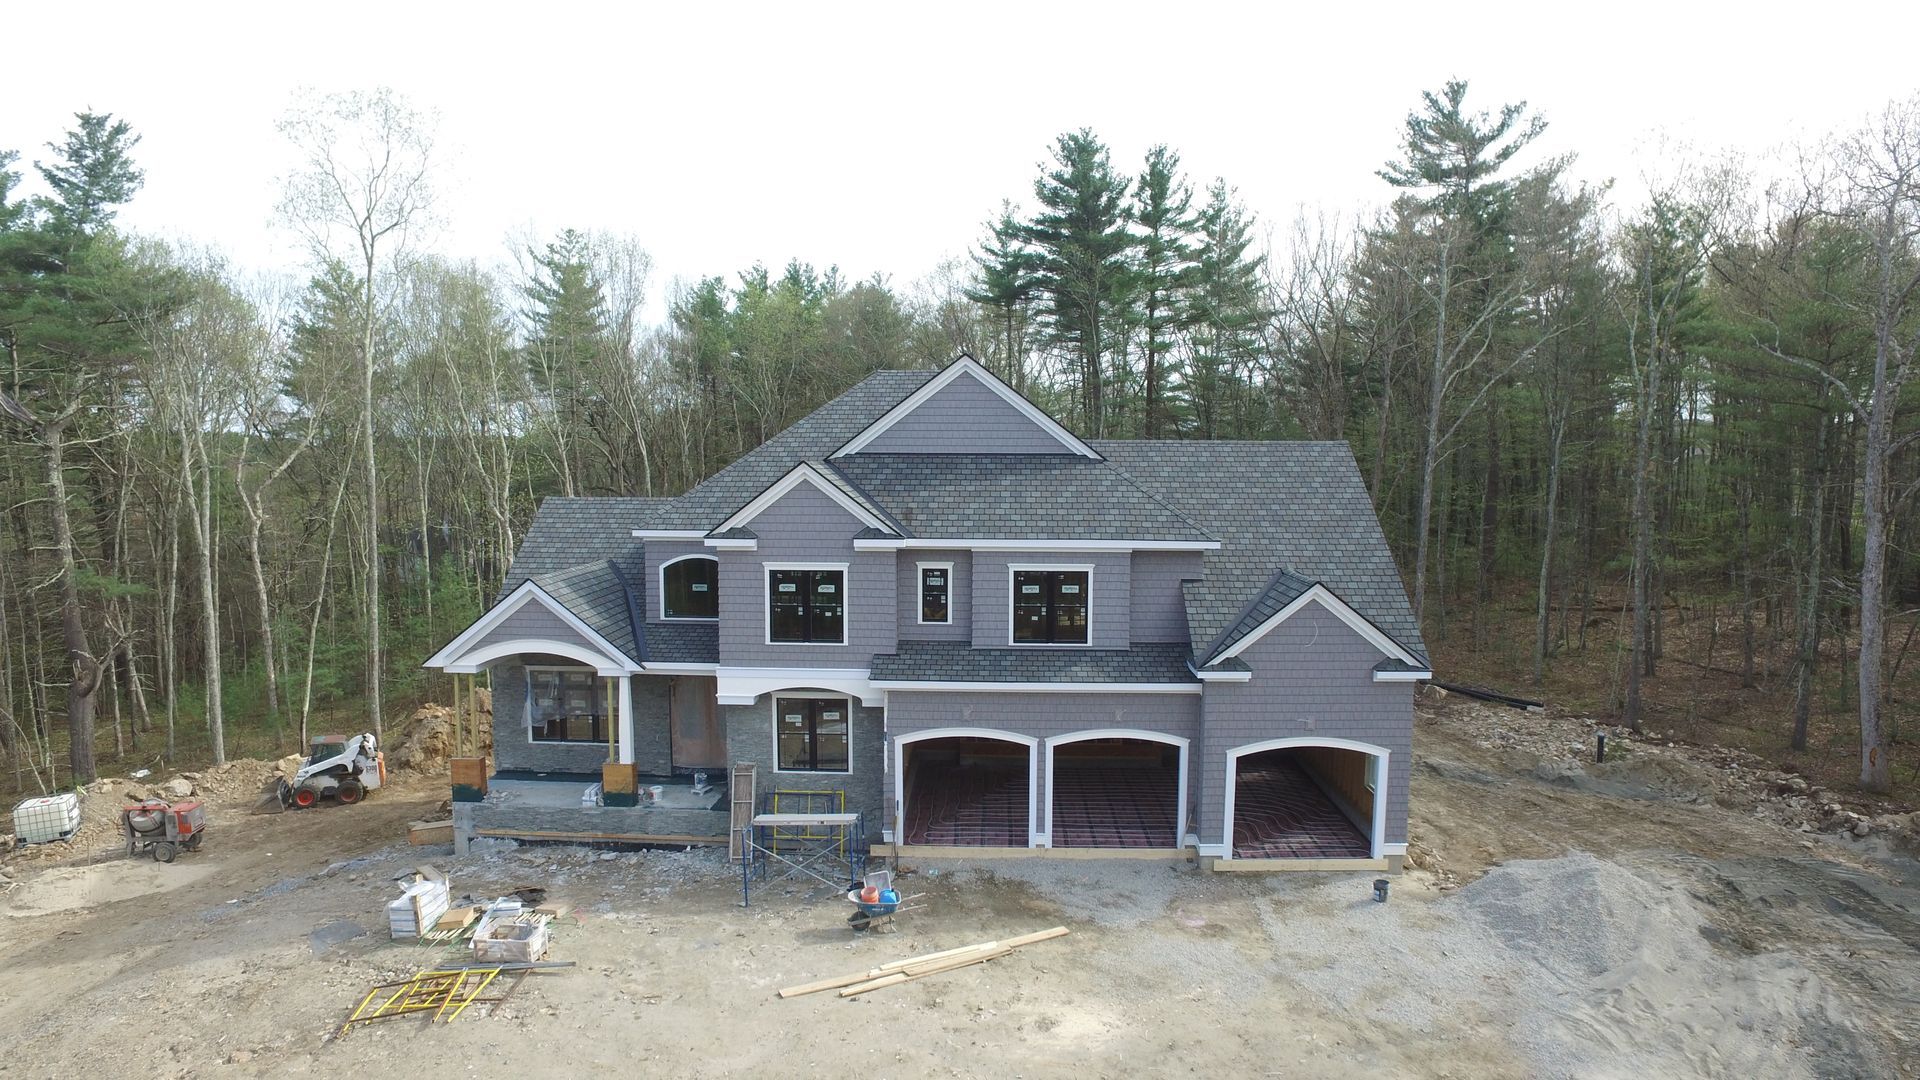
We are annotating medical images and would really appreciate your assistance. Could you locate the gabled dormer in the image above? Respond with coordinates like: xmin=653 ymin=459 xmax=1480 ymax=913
xmin=833 ymin=355 xmax=1100 ymax=458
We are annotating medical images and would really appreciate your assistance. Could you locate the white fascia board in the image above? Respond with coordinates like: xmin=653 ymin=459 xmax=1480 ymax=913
xmin=703 ymin=537 xmax=758 ymax=551
xmin=1187 ymin=662 xmax=1253 ymax=683
xmin=1373 ymin=668 xmax=1432 ymax=682
xmin=1214 ymin=584 xmax=1423 ymax=668
xmin=715 ymin=666 xmax=882 ymax=707
xmin=869 ymin=680 xmax=1202 ymax=695
xmin=632 ymin=529 xmax=708 ymax=539
xmin=715 ymin=462 xmax=896 ymax=535
xmin=1381 ymin=843 xmax=1408 ymax=856
xmin=424 ymin=579 xmax=637 ymax=672
xmin=639 ymin=662 xmax=721 ymax=674
xmin=1195 ymin=843 xmax=1230 ymax=858
xmin=853 ymin=537 xmax=1220 ymax=552
xmin=831 ymin=356 xmax=1101 ymax=460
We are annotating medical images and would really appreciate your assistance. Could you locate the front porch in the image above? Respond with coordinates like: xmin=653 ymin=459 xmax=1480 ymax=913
xmin=453 ymin=776 xmax=732 ymax=852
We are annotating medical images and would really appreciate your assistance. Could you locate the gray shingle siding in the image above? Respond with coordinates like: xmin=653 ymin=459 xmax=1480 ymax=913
xmin=1130 ymin=551 xmax=1202 ymax=644
xmin=715 ymin=483 xmax=898 ymax=668
xmin=969 ymin=551 xmax=1129 ymax=650
xmin=724 ymin=695 xmax=885 ymax=839
xmin=855 ymin=371 xmax=1078 ymax=455
xmin=472 ymin=603 xmax=607 ymax=661
xmin=884 ymin=691 xmax=1201 ymax=841
xmin=1193 ymin=603 xmax=1411 ymax=850
xmin=897 ymin=550 xmax=971 ymax=641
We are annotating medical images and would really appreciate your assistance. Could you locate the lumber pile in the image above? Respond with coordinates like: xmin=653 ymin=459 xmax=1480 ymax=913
xmin=777 ymin=926 xmax=1068 ymax=999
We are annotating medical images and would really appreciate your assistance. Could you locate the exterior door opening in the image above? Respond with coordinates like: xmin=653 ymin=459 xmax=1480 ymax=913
xmin=669 ymin=676 xmax=727 ymax=770
xmin=1050 ymin=739 xmax=1180 ymax=848
xmin=901 ymin=737 xmax=1030 ymax=846
xmin=1231 ymin=746 xmax=1375 ymax=859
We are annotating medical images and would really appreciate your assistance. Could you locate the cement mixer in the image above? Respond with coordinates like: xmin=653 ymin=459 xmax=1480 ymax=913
xmin=121 ymin=799 xmax=207 ymax=862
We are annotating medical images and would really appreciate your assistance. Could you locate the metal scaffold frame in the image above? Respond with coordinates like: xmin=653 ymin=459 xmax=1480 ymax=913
xmin=737 ymin=790 xmax=867 ymax=907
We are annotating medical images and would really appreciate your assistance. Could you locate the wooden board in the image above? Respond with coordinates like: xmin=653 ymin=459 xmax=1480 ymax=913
xmin=474 ymin=828 xmax=728 ymax=846
xmin=728 ymin=763 xmax=756 ymax=860
xmin=409 ymin=820 xmax=454 ymax=846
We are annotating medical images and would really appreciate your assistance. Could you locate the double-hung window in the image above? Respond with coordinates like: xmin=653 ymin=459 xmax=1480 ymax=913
xmin=919 ymin=564 xmax=951 ymax=624
xmin=526 ymin=668 xmax=606 ymax=743
xmin=768 ymin=566 xmax=846 ymax=644
xmin=1011 ymin=568 xmax=1090 ymax=644
xmin=775 ymin=696 xmax=851 ymax=772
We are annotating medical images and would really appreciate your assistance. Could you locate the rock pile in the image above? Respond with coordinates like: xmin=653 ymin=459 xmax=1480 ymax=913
xmin=389 ymin=690 xmax=493 ymax=771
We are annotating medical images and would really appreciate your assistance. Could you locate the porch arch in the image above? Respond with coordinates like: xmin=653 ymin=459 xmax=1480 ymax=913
xmin=443 ymin=638 xmax=627 ymax=676
xmin=1223 ymin=736 xmax=1388 ymax=861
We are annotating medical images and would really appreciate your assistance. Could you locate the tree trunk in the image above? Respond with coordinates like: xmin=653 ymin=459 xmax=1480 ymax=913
xmin=45 ymin=427 xmax=101 ymax=783
xmin=362 ymin=253 xmax=385 ymax=739
xmin=1625 ymin=343 xmax=1661 ymax=733
xmin=1533 ymin=415 xmax=1565 ymax=684
xmin=181 ymin=436 xmax=226 ymax=764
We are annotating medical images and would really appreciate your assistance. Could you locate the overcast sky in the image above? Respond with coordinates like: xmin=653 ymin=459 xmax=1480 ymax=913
xmin=12 ymin=1 xmax=1919 ymax=308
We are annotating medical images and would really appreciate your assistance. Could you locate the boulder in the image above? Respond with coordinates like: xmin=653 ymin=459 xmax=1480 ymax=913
xmin=158 ymin=777 xmax=195 ymax=800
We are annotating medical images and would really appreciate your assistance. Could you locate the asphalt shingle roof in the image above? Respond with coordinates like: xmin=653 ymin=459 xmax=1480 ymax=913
xmin=645 ymin=622 xmax=719 ymax=665
xmin=870 ymin=640 xmax=1198 ymax=684
xmin=1095 ymin=440 xmax=1427 ymax=666
xmin=529 ymin=560 xmax=640 ymax=663
xmin=643 ymin=369 xmax=935 ymax=530
xmin=829 ymin=454 xmax=1214 ymax=541
xmin=503 ymin=497 xmax=663 ymax=598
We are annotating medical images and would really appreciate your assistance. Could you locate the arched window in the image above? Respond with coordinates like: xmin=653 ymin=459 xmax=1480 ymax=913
xmin=661 ymin=555 xmax=719 ymax=619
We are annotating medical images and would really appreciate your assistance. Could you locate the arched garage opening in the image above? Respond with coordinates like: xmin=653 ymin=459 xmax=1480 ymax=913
xmin=895 ymin=730 xmax=1035 ymax=847
xmin=1046 ymin=731 xmax=1186 ymax=849
xmin=1225 ymin=738 xmax=1387 ymax=860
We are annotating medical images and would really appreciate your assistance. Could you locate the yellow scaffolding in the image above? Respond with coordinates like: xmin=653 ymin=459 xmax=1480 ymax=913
xmin=339 ymin=968 xmax=504 ymax=1034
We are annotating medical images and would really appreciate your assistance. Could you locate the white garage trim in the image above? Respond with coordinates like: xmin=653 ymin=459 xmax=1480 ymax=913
xmin=892 ymin=727 xmax=1039 ymax=848
xmin=1222 ymin=736 xmax=1389 ymax=862
xmin=1042 ymin=729 xmax=1189 ymax=850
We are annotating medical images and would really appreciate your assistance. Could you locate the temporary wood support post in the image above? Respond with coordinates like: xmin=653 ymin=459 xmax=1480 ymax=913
xmin=605 ymin=678 xmax=615 ymax=763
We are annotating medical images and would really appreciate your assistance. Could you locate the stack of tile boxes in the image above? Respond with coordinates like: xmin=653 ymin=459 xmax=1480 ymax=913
xmin=387 ymin=879 xmax=451 ymax=940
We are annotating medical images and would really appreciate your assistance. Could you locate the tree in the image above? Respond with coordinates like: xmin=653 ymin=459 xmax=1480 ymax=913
xmin=36 ymin=112 xmax=145 ymax=236
xmin=1377 ymin=80 xmax=1551 ymax=623
xmin=966 ymin=202 xmax=1038 ymax=392
xmin=278 ymin=88 xmax=436 ymax=740
xmin=1025 ymin=130 xmax=1133 ymax=435
xmin=1184 ymin=180 xmax=1268 ymax=438
xmin=1132 ymin=146 xmax=1198 ymax=437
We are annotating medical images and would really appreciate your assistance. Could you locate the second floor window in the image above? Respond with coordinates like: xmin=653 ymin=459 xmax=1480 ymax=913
xmin=768 ymin=567 xmax=846 ymax=644
xmin=1012 ymin=569 xmax=1089 ymax=644
xmin=919 ymin=564 xmax=951 ymax=624
xmin=662 ymin=556 xmax=718 ymax=619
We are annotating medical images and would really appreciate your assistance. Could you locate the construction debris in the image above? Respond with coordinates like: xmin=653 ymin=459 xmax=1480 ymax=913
xmin=339 ymin=968 xmax=524 ymax=1033
xmin=388 ymin=877 xmax=451 ymax=941
xmin=776 ymin=926 xmax=1069 ymax=999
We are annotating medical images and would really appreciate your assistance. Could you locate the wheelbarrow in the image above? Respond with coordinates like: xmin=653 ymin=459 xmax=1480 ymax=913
xmin=844 ymin=869 xmax=924 ymax=933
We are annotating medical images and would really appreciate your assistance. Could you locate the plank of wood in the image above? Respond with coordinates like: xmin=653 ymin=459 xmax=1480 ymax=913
xmin=836 ymin=947 xmax=1012 ymax=997
xmin=473 ymin=829 xmax=728 ymax=846
xmin=776 ymin=926 xmax=1067 ymax=998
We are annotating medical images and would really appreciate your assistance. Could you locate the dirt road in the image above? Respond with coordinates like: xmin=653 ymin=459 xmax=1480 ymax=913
xmin=2 ymin=704 xmax=1916 ymax=1078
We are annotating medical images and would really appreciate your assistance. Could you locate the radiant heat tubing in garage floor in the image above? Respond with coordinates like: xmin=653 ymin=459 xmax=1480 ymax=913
xmin=1232 ymin=756 xmax=1371 ymax=858
xmin=1050 ymin=765 xmax=1179 ymax=848
xmin=903 ymin=761 xmax=1030 ymax=846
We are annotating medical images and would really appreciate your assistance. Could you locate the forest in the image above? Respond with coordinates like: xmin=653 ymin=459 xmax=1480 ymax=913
xmin=3 ymin=83 xmax=1919 ymax=799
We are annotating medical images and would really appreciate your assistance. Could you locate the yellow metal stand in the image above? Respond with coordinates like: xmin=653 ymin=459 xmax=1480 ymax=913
xmin=340 ymin=968 xmax=503 ymax=1034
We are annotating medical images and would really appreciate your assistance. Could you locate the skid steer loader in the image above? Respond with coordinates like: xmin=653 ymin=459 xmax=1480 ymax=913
xmin=278 ymin=732 xmax=386 ymax=809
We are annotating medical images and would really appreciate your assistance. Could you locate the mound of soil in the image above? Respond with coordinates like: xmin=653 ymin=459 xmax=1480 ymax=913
xmin=389 ymin=691 xmax=492 ymax=771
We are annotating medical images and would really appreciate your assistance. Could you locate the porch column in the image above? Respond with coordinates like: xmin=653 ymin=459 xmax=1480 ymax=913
xmin=617 ymin=674 xmax=635 ymax=765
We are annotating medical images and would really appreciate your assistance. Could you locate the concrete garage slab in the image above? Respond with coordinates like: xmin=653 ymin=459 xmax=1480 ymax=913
xmin=1231 ymin=755 xmax=1370 ymax=859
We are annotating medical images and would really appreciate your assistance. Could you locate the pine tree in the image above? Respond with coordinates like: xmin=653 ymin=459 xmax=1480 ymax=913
xmin=35 ymin=112 xmax=145 ymax=237
xmin=965 ymin=201 xmax=1038 ymax=392
xmin=1132 ymin=146 xmax=1198 ymax=437
xmin=1025 ymin=130 xmax=1133 ymax=436
xmin=1184 ymin=180 xmax=1268 ymax=438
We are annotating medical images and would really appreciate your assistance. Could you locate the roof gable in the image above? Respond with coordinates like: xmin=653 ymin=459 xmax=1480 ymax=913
xmin=716 ymin=462 xmax=899 ymax=535
xmin=425 ymin=577 xmax=635 ymax=674
xmin=833 ymin=356 xmax=1099 ymax=459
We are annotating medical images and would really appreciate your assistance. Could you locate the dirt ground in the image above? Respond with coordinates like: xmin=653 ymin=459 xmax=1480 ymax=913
xmin=3 ymin=701 xmax=1918 ymax=1079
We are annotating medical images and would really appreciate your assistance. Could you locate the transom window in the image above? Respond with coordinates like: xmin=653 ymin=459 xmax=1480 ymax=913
xmin=662 ymin=555 xmax=719 ymax=619
xmin=775 ymin=696 xmax=851 ymax=772
xmin=768 ymin=567 xmax=846 ymax=644
xmin=1011 ymin=569 xmax=1089 ymax=645
xmin=919 ymin=564 xmax=951 ymax=625
xmin=526 ymin=668 xmax=607 ymax=743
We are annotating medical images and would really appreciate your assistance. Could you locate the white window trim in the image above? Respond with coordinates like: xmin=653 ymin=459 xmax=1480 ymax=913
xmin=916 ymin=561 xmax=954 ymax=625
xmin=770 ymin=692 xmax=856 ymax=775
xmin=891 ymin=727 xmax=1040 ymax=848
xmin=658 ymin=553 xmax=721 ymax=622
xmin=764 ymin=561 xmax=852 ymax=647
xmin=523 ymin=665 xmax=611 ymax=746
xmin=832 ymin=355 xmax=1101 ymax=460
xmin=1042 ymin=729 xmax=1190 ymax=851
xmin=1007 ymin=563 xmax=1095 ymax=648
xmin=1220 ymin=737 xmax=1389 ymax=862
